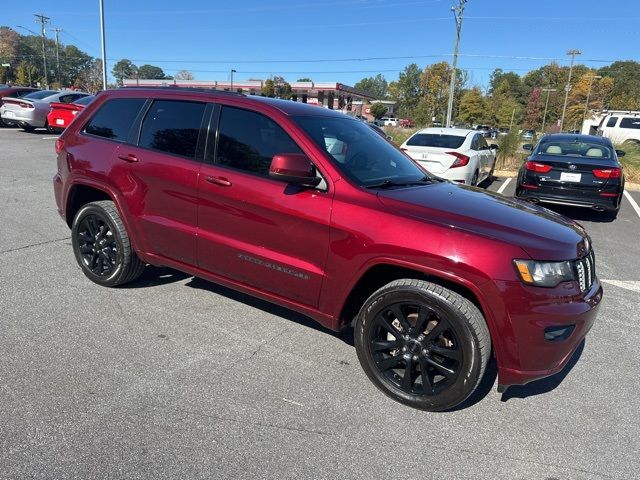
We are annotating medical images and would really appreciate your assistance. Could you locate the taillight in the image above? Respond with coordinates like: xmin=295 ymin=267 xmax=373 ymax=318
xmin=525 ymin=161 xmax=552 ymax=173
xmin=592 ymin=168 xmax=621 ymax=179
xmin=18 ymin=102 xmax=34 ymax=109
xmin=55 ymin=138 xmax=65 ymax=155
xmin=447 ymin=151 xmax=470 ymax=168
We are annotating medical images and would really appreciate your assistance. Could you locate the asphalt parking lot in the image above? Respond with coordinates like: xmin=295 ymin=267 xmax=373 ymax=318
xmin=1 ymin=127 xmax=639 ymax=479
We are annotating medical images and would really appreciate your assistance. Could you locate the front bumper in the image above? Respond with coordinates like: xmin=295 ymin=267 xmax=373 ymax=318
xmin=495 ymin=277 xmax=602 ymax=387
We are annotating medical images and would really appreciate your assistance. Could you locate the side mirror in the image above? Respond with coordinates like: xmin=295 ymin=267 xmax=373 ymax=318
xmin=269 ymin=153 xmax=321 ymax=186
xmin=490 ymin=144 xmax=499 ymax=150
xmin=522 ymin=144 xmax=534 ymax=151
xmin=616 ymin=149 xmax=626 ymax=157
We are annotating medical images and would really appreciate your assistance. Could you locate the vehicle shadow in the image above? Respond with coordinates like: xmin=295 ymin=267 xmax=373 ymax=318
xmin=499 ymin=340 xmax=585 ymax=402
xmin=185 ymin=276 xmax=355 ymax=346
xmin=126 ymin=266 xmax=192 ymax=288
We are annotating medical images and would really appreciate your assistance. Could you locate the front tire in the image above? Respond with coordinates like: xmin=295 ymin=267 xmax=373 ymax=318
xmin=354 ymin=279 xmax=491 ymax=411
xmin=71 ymin=200 xmax=145 ymax=287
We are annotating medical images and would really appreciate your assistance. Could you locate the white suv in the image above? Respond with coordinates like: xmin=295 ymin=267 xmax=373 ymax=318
xmin=597 ymin=113 xmax=640 ymax=144
xmin=376 ymin=117 xmax=399 ymax=127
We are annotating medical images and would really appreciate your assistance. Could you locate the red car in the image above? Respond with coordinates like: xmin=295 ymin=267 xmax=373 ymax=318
xmin=399 ymin=118 xmax=415 ymax=128
xmin=46 ymin=95 xmax=94 ymax=133
xmin=53 ymin=88 xmax=601 ymax=411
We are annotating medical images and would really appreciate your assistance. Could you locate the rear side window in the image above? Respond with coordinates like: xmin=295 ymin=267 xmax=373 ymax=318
xmin=215 ymin=106 xmax=302 ymax=176
xmin=606 ymin=117 xmax=618 ymax=127
xmin=620 ymin=117 xmax=640 ymax=129
xmin=84 ymin=98 xmax=146 ymax=141
xmin=406 ymin=134 xmax=465 ymax=149
xmin=138 ymin=100 xmax=206 ymax=158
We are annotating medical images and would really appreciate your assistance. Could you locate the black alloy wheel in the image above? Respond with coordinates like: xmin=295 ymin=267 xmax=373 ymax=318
xmin=71 ymin=200 xmax=145 ymax=287
xmin=355 ymin=279 xmax=491 ymax=411
xmin=369 ymin=302 xmax=462 ymax=396
xmin=76 ymin=213 xmax=119 ymax=278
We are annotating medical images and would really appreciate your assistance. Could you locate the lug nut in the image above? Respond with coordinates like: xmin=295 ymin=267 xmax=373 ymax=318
xmin=412 ymin=355 xmax=418 ymax=361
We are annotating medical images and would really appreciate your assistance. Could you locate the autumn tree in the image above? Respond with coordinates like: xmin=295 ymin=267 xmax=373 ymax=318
xmin=457 ymin=87 xmax=487 ymax=125
xmin=524 ymin=87 xmax=542 ymax=129
xmin=388 ymin=63 xmax=422 ymax=118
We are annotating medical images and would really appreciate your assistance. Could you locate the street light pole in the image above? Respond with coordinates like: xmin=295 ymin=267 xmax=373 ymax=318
xmin=445 ymin=0 xmax=466 ymax=128
xmin=541 ymin=87 xmax=556 ymax=134
xmin=559 ymin=49 xmax=581 ymax=132
xmin=99 ymin=0 xmax=108 ymax=90
xmin=583 ymin=75 xmax=602 ymax=124
xmin=230 ymin=69 xmax=236 ymax=91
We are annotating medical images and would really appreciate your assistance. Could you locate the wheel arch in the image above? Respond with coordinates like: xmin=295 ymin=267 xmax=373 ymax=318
xmin=338 ymin=261 xmax=502 ymax=364
xmin=65 ymin=183 xmax=113 ymax=228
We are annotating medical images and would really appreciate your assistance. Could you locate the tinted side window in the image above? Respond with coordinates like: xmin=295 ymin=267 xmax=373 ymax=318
xmin=139 ymin=100 xmax=206 ymax=158
xmin=606 ymin=117 xmax=618 ymax=127
xmin=471 ymin=134 xmax=480 ymax=150
xmin=478 ymin=136 xmax=489 ymax=149
xmin=620 ymin=117 xmax=640 ymax=129
xmin=216 ymin=106 xmax=302 ymax=176
xmin=84 ymin=98 xmax=146 ymax=141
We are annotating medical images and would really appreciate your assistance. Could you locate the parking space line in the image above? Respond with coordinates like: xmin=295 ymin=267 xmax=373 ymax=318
xmin=41 ymin=136 xmax=59 ymax=140
xmin=497 ymin=177 xmax=512 ymax=194
xmin=623 ymin=190 xmax=640 ymax=219
xmin=601 ymin=279 xmax=640 ymax=293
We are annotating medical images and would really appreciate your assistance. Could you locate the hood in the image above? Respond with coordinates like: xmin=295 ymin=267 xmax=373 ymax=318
xmin=377 ymin=182 xmax=587 ymax=261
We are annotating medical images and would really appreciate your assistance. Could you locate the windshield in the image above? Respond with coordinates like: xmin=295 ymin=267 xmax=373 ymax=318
xmin=294 ymin=115 xmax=430 ymax=188
xmin=23 ymin=90 xmax=58 ymax=100
xmin=535 ymin=140 xmax=613 ymax=159
xmin=74 ymin=95 xmax=94 ymax=105
xmin=406 ymin=133 xmax=466 ymax=149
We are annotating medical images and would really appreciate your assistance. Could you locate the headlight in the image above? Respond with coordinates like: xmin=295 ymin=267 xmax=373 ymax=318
xmin=513 ymin=259 xmax=574 ymax=287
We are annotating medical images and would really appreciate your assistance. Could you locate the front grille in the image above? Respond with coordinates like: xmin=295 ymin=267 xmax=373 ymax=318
xmin=573 ymin=250 xmax=596 ymax=293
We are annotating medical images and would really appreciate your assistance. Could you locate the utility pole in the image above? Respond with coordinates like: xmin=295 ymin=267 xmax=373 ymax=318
xmin=559 ymin=49 xmax=581 ymax=132
xmin=541 ymin=87 xmax=556 ymax=134
xmin=99 ymin=0 xmax=107 ymax=90
xmin=34 ymin=13 xmax=50 ymax=89
xmin=583 ymin=74 xmax=602 ymax=125
xmin=445 ymin=0 xmax=466 ymax=128
xmin=52 ymin=27 xmax=62 ymax=87
xmin=230 ymin=69 xmax=236 ymax=91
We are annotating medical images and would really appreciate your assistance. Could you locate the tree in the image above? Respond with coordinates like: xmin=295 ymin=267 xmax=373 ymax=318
xmin=0 ymin=27 xmax=21 ymax=83
xmin=262 ymin=78 xmax=275 ymax=97
xmin=389 ymin=63 xmax=422 ymax=118
xmin=61 ymin=45 xmax=93 ymax=87
xmin=414 ymin=62 xmax=464 ymax=126
xmin=174 ymin=70 xmax=194 ymax=80
xmin=74 ymin=59 xmax=104 ymax=93
xmin=488 ymin=69 xmax=523 ymax=102
xmin=137 ymin=64 xmax=166 ymax=79
xmin=598 ymin=60 xmax=640 ymax=110
xmin=370 ymin=103 xmax=388 ymax=119
xmin=524 ymin=87 xmax=542 ymax=129
xmin=354 ymin=74 xmax=388 ymax=99
xmin=457 ymin=87 xmax=487 ymax=125
xmin=296 ymin=77 xmax=312 ymax=82
xmin=15 ymin=61 xmax=37 ymax=86
xmin=111 ymin=59 xmax=137 ymax=85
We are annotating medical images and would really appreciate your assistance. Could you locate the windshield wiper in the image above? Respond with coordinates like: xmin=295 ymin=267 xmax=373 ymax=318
xmin=366 ymin=176 xmax=434 ymax=189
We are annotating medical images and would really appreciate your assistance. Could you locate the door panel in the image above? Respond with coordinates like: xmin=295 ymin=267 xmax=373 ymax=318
xmin=196 ymin=105 xmax=332 ymax=307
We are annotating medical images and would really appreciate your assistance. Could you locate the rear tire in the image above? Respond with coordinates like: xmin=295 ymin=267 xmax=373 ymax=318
xmin=21 ymin=124 xmax=35 ymax=132
xmin=71 ymin=200 xmax=145 ymax=287
xmin=354 ymin=279 xmax=491 ymax=411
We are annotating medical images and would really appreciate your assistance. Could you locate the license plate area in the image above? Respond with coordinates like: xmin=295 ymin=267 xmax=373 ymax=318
xmin=560 ymin=172 xmax=581 ymax=183
xmin=55 ymin=119 xmax=65 ymax=125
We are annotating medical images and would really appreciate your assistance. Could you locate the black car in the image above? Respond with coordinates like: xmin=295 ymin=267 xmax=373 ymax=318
xmin=515 ymin=134 xmax=625 ymax=217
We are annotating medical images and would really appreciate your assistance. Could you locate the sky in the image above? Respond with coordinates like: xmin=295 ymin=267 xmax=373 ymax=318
xmin=3 ymin=0 xmax=640 ymax=88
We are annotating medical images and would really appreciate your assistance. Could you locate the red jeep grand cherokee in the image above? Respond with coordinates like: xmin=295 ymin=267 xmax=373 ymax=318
xmin=53 ymin=88 xmax=602 ymax=411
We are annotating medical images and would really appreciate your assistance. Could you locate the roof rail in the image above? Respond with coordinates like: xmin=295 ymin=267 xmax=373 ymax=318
xmin=118 ymin=86 xmax=245 ymax=97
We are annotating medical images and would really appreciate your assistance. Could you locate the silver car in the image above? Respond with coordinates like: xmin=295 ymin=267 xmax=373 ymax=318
xmin=0 ymin=90 xmax=90 ymax=132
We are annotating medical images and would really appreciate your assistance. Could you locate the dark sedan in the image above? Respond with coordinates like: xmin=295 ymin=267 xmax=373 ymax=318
xmin=515 ymin=134 xmax=625 ymax=217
